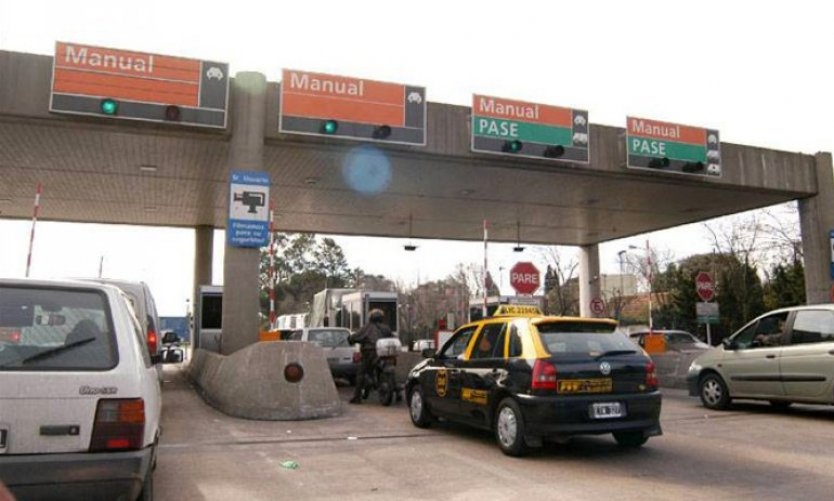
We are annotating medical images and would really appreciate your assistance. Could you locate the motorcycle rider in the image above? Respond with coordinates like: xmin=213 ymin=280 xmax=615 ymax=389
xmin=348 ymin=308 xmax=393 ymax=404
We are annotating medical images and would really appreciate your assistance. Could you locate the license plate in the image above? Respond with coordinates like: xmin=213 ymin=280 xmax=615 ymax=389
xmin=559 ymin=378 xmax=612 ymax=394
xmin=590 ymin=402 xmax=624 ymax=419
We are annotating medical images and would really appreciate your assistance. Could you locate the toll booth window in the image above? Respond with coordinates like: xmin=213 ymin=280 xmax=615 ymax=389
xmin=471 ymin=323 xmax=507 ymax=359
xmin=441 ymin=326 xmax=477 ymax=359
xmin=201 ymin=295 xmax=222 ymax=329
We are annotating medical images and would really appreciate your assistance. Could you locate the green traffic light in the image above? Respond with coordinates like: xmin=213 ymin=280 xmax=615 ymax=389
xmin=322 ymin=120 xmax=338 ymax=134
xmin=502 ymin=140 xmax=522 ymax=153
xmin=100 ymin=98 xmax=118 ymax=115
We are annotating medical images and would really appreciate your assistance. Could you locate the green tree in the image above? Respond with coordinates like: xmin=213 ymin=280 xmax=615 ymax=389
xmin=259 ymin=233 xmax=355 ymax=324
xmin=763 ymin=260 xmax=805 ymax=309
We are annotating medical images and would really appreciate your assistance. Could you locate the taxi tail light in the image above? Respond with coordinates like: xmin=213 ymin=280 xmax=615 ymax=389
xmin=90 ymin=398 xmax=145 ymax=452
xmin=531 ymin=359 xmax=558 ymax=391
xmin=646 ymin=360 xmax=659 ymax=389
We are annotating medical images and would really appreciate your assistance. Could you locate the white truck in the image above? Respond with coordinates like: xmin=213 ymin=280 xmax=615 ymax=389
xmin=310 ymin=288 xmax=399 ymax=335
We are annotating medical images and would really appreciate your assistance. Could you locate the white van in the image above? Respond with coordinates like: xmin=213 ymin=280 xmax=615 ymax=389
xmin=0 ymin=278 xmax=162 ymax=500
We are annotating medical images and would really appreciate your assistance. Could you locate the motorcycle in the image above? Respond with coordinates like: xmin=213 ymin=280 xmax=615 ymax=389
xmin=360 ymin=337 xmax=403 ymax=406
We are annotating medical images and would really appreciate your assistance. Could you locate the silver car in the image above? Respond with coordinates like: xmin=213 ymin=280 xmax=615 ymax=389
xmin=687 ymin=305 xmax=834 ymax=410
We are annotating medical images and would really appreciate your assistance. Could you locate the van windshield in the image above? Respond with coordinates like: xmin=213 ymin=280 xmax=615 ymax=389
xmin=0 ymin=286 xmax=118 ymax=371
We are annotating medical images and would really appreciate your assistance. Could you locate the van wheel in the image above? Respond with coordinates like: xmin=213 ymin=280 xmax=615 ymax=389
xmin=699 ymin=373 xmax=731 ymax=410
xmin=495 ymin=398 xmax=527 ymax=457
xmin=137 ymin=471 xmax=153 ymax=501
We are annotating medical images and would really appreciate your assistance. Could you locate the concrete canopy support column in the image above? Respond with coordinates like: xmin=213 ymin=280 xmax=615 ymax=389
xmin=798 ymin=152 xmax=834 ymax=304
xmin=579 ymin=244 xmax=601 ymax=317
xmin=222 ymin=72 xmax=267 ymax=355
xmin=193 ymin=225 xmax=214 ymax=304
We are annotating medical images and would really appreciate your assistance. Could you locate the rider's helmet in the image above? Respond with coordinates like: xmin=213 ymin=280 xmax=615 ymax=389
xmin=369 ymin=309 xmax=385 ymax=322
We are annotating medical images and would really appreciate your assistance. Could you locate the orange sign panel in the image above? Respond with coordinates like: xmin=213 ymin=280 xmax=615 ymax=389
xmin=281 ymin=69 xmax=406 ymax=126
xmin=53 ymin=42 xmax=201 ymax=107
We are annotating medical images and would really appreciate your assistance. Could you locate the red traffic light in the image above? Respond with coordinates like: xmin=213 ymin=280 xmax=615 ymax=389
xmin=164 ymin=105 xmax=181 ymax=121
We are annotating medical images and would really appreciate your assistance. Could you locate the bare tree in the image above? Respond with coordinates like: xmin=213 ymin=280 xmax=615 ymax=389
xmin=536 ymin=246 xmax=580 ymax=315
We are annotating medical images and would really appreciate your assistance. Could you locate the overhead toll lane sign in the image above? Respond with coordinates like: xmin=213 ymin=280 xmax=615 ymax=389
xmin=471 ymin=95 xmax=589 ymax=163
xmin=626 ymin=117 xmax=721 ymax=177
xmin=280 ymin=69 xmax=426 ymax=146
xmin=50 ymin=42 xmax=229 ymax=128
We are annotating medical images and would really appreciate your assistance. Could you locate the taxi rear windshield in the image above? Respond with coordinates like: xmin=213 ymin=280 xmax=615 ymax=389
xmin=0 ymin=286 xmax=118 ymax=371
xmin=536 ymin=321 xmax=633 ymax=357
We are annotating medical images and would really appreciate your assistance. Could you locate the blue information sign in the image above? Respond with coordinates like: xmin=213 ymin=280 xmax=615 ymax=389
xmin=228 ymin=170 xmax=270 ymax=248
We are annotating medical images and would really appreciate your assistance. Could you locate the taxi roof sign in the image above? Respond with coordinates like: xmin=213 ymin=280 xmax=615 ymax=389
xmin=493 ymin=305 xmax=543 ymax=317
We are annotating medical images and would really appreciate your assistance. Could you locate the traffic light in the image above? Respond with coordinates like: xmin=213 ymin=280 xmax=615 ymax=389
xmin=648 ymin=157 xmax=670 ymax=169
xmin=682 ymin=161 xmax=705 ymax=173
xmin=321 ymin=119 xmax=339 ymax=135
xmin=543 ymin=145 xmax=565 ymax=158
xmin=502 ymin=140 xmax=523 ymax=153
xmin=372 ymin=125 xmax=392 ymax=140
xmin=164 ymin=105 xmax=181 ymax=121
xmin=100 ymin=98 xmax=118 ymax=116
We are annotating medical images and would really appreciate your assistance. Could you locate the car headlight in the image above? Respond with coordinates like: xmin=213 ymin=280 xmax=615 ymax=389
xmin=688 ymin=362 xmax=702 ymax=374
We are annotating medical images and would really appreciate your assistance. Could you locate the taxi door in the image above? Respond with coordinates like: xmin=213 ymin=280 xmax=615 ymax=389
xmin=423 ymin=325 xmax=478 ymax=417
xmin=455 ymin=321 xmax=509 ymax=428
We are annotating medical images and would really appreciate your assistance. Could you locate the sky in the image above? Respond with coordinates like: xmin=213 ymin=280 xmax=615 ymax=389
xmin=1 ymin=1 xmax=831 ymax=315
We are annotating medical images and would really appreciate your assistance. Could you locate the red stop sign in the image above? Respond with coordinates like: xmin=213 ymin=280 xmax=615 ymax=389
xmin=695 ymin=271 xmax=715 ymax=302
xmin=510 ymin=262 xmax=540 ymax=295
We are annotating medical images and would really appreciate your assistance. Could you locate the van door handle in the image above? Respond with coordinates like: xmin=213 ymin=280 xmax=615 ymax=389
xmin=766 ymin=354 xmax=776 ymax=359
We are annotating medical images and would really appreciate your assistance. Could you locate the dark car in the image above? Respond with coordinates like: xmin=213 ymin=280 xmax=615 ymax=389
xmin=405 ymin=305 xmax=662 ymax=456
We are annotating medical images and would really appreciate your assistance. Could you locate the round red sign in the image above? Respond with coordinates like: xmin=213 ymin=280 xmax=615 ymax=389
xmin=695 ymin=271 xmax=715 ymax=302
xmin=590 ymin=297 xmax=605 ymax=315
xmin=510 ymin=262 xmax=540 ymax=295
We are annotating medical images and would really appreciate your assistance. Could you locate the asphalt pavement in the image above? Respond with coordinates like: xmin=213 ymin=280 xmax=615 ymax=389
xmin=154 ymin=364 xmax=834 ymax=500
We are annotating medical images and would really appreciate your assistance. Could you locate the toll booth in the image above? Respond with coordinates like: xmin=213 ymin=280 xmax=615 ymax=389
xmin=195 ymin=285 xmax=223 ymax=353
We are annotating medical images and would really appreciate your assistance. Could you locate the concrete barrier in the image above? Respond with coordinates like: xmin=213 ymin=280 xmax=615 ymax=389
xmin=652 ymin=350 xmax=703 ymax=389
xmin=396 ymin=351 xmax=426 ymax=384
xmin=186 ymin=342 xmax=342 ymax=420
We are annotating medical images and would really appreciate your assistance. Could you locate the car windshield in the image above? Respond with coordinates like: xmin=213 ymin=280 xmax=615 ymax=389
xmin=0 ymin=285 xmax=117 ymax=371
xmin=307 ymin=329 xmax=350 ymax=348
xmin=536 ymin=321 xmax=634 ymax=358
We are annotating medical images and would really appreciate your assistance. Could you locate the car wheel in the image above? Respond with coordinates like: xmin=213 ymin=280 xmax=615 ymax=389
xmin=699 ymin=373 xmax=731 ymax=410
xmin=613 ymin=431 xmax=648 ymax=448
xmin=408 ymin=386 xmax=434 ymax=428
xmin=494 ymin=398 xmax=527 ymax=457
xmin=769 ymin=400 xmax=792 ymax=409
xmin=137 ymin=470 xmax=153 ymax=501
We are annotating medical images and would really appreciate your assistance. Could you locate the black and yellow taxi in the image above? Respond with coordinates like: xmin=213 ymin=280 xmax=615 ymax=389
xmin=406 ymin=305 xmax=662 ymax=456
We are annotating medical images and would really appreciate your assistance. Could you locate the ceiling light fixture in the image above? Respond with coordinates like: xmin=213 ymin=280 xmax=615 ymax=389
xmin=404 ymin=214 xmax=418 ymax=251
xmin=513 ymin=220 xmax=525 ymax=252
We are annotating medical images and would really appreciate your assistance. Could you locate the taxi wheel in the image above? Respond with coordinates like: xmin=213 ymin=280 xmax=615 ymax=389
xmin=613 ymin=431 xmax=648 ymax=448
xmin=409 ymin=386 xmax=434 ymax=428
xmin=699 ymin=373 xmax=730 ymax=410
xmin=495 ymin=398 xmax=527 ymax=457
